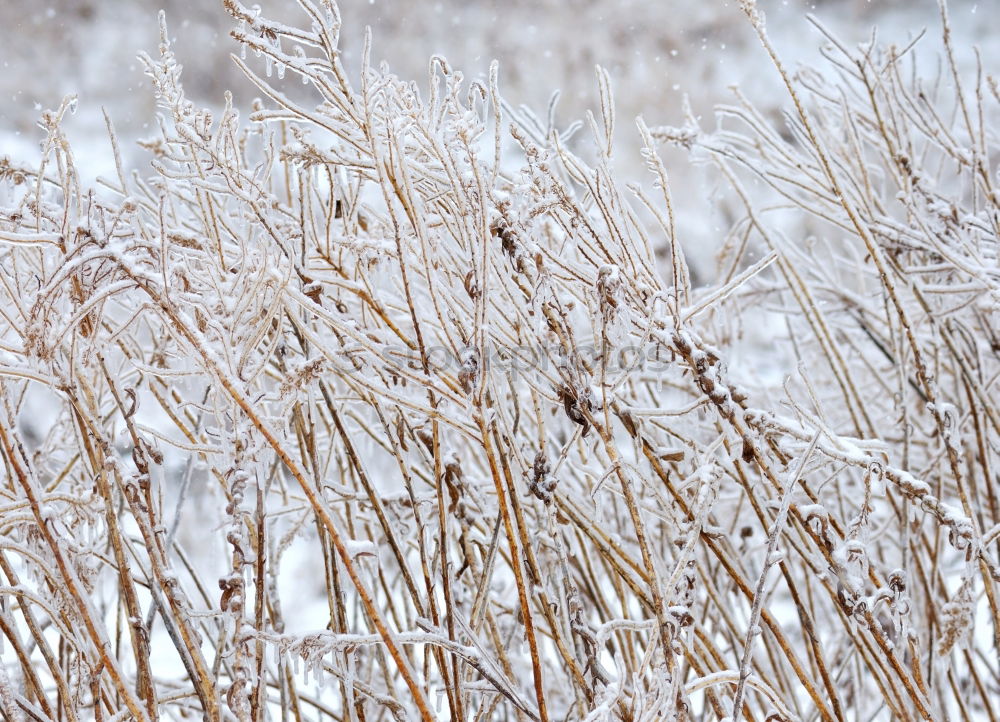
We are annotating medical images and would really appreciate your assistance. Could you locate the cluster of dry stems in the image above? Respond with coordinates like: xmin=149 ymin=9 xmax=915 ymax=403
xmin=0 ymin=0 xmax=998 ymax=720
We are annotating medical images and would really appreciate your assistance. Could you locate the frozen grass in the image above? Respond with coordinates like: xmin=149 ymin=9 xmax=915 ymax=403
xmin=0 ymin=0 xmax=998 ymax=720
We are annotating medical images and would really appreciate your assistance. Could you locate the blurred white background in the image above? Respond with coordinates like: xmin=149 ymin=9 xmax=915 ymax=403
xmin=3 ymin=0 xmax=993 ymax=287
xmin=1 ymin=1 xmax=993 ymax=175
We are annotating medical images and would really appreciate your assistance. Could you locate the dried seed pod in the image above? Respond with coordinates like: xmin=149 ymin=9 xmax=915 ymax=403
xmin=528 ymin=450 xmax=556 ymax=504
xmin=887 ymin=569 xmax=906 ymax=595
xmin=558 ymin=384 xmax=593 ymax=436
xmin=463 ymin=270 xmax=479 ymax=299
xmin=443 ymin=454 xmax=464 ymax=512
xmin=657 ymin=447 xmax=685 ymax=462
xmin=596 ymin=264 xmax=621 ymax=311
xmin=458 ymin=347 xmax=479 ymax=394
xmin=618 ymin=408 xmax=639 ymax=438
xmin=491 ymin=218 xmax=517 ymax=258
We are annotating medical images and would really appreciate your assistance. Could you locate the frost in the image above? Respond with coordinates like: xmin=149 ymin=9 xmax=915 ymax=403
xmin=0 ymin=1 xmax=997 ymax=721
xmin=343 ymin=539 xmax=379 ymax=561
